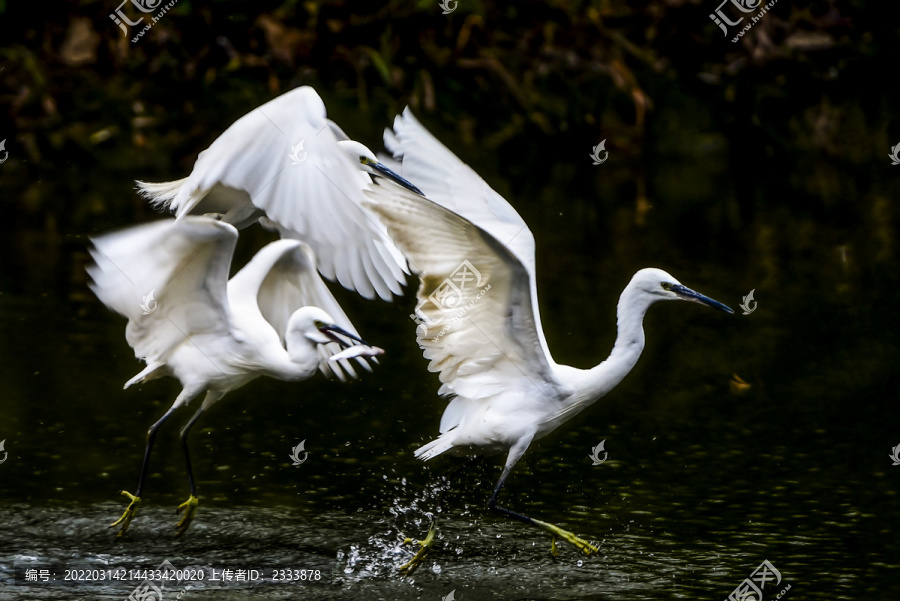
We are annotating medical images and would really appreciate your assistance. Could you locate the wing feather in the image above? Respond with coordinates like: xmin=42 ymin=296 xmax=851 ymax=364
xmin=87 ymin=217 xmax=236 ymax=369
xmin=138 ymin=86 xmax=407 ymax=300
xmin=383 ymin=109 xmax=554 ymax=362
xmin=363 ymin=180 xmax=561 ymax=411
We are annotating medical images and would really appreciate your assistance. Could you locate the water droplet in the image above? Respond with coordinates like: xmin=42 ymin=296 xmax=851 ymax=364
xmin=431 ymin=564 xmax=442 ymax=574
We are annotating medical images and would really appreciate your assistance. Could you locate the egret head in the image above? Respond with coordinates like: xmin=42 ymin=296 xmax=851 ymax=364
xmin=630 ymin=268 xmax=734 ymax=313
xmin=337 ymin=140 xmax=424 ymax=195
xmin=288 ymin=306 xmax=370 ymax=347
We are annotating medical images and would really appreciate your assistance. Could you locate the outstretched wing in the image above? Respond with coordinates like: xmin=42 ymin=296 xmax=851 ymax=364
xmin=227 ymin=239 xmax=375 ymax=381
xmin=139 ymin=86 xmax=407 ymax=301
xmin=383 ymin=109 xmax=554 ymax=364
xmin=364 ymin=180 xmax=563 ymax=429
xmin=87 ymin=217 xmax=236 ymax=369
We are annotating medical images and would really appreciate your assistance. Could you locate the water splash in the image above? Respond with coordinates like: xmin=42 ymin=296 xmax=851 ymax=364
xmin=336 ymin=475 xmax=450 ymax=579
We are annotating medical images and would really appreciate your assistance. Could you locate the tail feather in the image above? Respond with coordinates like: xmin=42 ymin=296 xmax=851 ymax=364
xmin=124 ymin=362 xmax=166 ymax=389
xmin=136 ymin=178 xmax=187 ymax=212
xmin=414 ymin=432 xmax=456 ymax=461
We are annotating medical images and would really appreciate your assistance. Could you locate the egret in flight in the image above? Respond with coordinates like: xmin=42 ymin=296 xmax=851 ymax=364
xmin=137 ymin=86 xmax=422 ymax=301
xmin=364 ymin=111 xmax=733 ymax=568
xmin=88 ymin=216 xmax=382 ymax=537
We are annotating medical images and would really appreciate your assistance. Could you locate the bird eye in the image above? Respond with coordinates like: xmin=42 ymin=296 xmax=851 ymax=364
xmin=661 ymin=282 xmax=672 ymax=291
xmin=314 ymin=320 xmax=325 ymax=328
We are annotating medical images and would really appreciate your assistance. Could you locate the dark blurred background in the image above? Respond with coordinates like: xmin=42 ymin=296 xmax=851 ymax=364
xmin=1 ymin=1 xmax=899 ymax=600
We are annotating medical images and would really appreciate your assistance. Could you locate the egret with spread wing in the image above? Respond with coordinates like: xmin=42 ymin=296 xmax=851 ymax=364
xmin=364 ymin=112 xmax=733 ymax=566
xmin=137 ymin=86 xmax=422 ymax=301
xmin=88 ymin=216 xmax=382 ymax=537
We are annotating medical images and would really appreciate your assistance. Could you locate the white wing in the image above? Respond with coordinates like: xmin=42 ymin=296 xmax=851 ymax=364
xmin=138 ymin=86 xmax=407 ymax=301
xmin=383 ymin=109 xmax=554 ymax=364
xmin=226 ymin=239 xmax=375 ymax=381
xmin=87 ymin=217 xmax=236 ymax=372
xmin=364 ymin=180 xmax=563 ymax=427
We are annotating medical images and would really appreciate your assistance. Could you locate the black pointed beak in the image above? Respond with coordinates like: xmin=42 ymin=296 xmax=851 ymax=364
xmin=670 ymin=284 xmax=734 ymax=314
xmin=319 ymin=324 xmax=370 ymax=348
xmin=369 ymin=161 xmax=424 ymax=196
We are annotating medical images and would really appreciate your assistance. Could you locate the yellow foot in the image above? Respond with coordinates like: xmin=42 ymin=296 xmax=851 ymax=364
xmin=110 ymin=491 xmax=142 ymax=538
xmin=398 ymin=518 xmax=437 ymax=576
xmin=175 ymin=495 xmax=199 ymax=537
xmin=531 ymin=518 xmax=599 ymax=556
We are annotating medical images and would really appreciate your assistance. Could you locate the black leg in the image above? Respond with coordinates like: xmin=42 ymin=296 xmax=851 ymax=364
xmin=179 ymin=407 xmax=205 ymax=498
xmin=135 ymin=405 xmax=179 ymax=497
xmin=174 ymin=406 xmax=207 ymax=536
xmin=486 ymin=465 xmax=538 ymax=526
xmin=485 ymin=445 xmax=600 ymax=557
xmin=110 ymin=403 xmax=181 ymax=536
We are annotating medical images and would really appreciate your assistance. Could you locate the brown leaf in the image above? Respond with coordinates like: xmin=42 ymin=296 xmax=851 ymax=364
xmin=257 ymin=14 xmax=315 ymax=65
xmin=784 ymin=31 xmax=834 ymax=51
xmin=61 ymin=17 xmax=100 ymax=67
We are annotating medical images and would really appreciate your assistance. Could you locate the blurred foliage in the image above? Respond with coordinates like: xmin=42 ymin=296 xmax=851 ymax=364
xmin=0 ymin=0 xmax=898 ymax=244
xmin=2 ymin=1 xmax=894 ymax=161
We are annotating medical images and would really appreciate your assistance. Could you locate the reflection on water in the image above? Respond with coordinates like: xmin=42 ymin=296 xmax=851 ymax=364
xmin=1 ymin=105 xmax=900 ymax=599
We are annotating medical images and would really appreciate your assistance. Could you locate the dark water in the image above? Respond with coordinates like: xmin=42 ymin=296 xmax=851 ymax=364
xmin=2 ymin=98 xmax=900 ymax=600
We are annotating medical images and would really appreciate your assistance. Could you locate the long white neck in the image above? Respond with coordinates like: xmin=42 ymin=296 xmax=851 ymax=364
xmin=266 ymin=333 xmax=320 ymax=381
xmin=565 ymin=282 xmax=654 ymax=413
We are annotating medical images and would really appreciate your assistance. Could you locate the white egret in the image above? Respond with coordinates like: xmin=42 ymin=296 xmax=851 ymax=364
xmin=364 ymin=112 xmax=733 ymax=566
xmin=88 ymin=216 xmax=382 ymax=537
xmin=137 ymin=86 xmax=422 ymax=301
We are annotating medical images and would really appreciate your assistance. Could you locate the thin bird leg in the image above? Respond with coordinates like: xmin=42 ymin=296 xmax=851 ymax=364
xmin=487 ymin=441 xmax=599 ymax=557
xmin=399 ymin=456 xmax=482 ymax=575
xmin=175 ymin=405 xmax=206 ymax=537
xmin=109 ymin=404 xmax=179 ymax=537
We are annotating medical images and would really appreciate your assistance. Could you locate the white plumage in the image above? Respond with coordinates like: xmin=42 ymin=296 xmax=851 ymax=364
xmin=137 ymin=86 xmax=413 ymax=301
xmin=89 ymin=216 xmax=381 ymax=536
xmin=365 ymin=112 xmax=733 ymax=556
